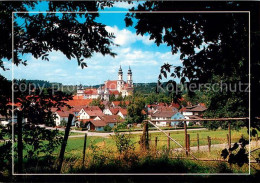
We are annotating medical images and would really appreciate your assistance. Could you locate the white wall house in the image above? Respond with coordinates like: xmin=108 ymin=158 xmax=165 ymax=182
xmin=103 ymin=108 xmax=113 ymax=115
xmin=54 ymin=111 xmax=76 ymax=126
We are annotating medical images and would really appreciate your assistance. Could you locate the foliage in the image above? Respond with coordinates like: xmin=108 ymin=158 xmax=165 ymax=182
xmin=22 ymin=124 xmax=63 ymax=162
xmin=221 ymin=137 xmax=249 ymax=167
xmin=112 ymin=132 xmax=135 ymax=155
xmin=79 ymin=120 xmax=85 ymax=128
xmin=60 ymin=119 xmax=67 ymax=127
xmin=109 ymin=94 xmax=116 ymax=102
xmin=89 ymin=98 xmax=105 ymax=111
xmin=126 ymin=1 xmax=253 ymax=121
xmin=126 ymin=97 xmax=145 ymax=124
xmin=104 ymin=125 xmax=112 ymax=132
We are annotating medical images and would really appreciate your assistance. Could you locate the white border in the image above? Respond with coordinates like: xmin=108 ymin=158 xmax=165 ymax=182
xmin=12 ymin=10 xmax=251 ymax=176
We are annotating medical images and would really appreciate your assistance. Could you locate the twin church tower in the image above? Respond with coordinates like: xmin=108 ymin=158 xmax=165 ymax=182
xmin=77 ymin=66 xmax=133 ymax=101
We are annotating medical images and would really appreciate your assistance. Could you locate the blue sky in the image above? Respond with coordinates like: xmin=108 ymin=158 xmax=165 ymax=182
xmin=1 ymin=1 xmax=182 ymax=85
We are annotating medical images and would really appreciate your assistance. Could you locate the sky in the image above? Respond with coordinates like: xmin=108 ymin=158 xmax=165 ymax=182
xmin=0 ymin=1 xmax=182 ymax=85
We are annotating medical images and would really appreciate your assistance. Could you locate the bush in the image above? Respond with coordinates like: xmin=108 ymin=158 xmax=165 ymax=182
xmin=60 ymin=119 xmax=67 ymax=127
xmin=104 ymin=125 xmax=112 ymax=132
xmin=188 ymin=122 xmax=194 ymax=127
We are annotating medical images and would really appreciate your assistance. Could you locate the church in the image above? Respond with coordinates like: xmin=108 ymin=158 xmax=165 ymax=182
xmin=76 ymin=66 xmax=134 ymax=101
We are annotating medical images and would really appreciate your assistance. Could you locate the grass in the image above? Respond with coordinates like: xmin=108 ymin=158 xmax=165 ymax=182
xmin=57 ymin=128 xmax=250 ymax=159
xmin=10 ymin=127 xmax=258 ymax=174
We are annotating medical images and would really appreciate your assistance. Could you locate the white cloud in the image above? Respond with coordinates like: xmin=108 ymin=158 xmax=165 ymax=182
xmin=110 ymin=2 xmax=139 ymax=9
xmin=105 ymin=26 xmax=154 ymax=46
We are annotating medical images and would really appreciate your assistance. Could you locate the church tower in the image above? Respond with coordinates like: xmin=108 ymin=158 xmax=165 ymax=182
xmin=117 ymin=66 xmax=124 ymax=92
xmin=127 ymin=66 xmax=133 ymax=88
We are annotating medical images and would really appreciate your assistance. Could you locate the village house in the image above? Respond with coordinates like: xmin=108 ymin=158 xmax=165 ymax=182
xmin=54 ymin=111 xmax=76 ymax=127
xmin=151 ymin=110 xmax=185 ymax=127
xmin=180 ymin=104 xmax=207 ymax=125
xmin=77 ymin=106 xmax=104 ymax=120
xmin=103 ymin=107 xmax=120 ymax=115
xmin=116 ymin=108 xmax=128 ymax=119
xmin=85 ymin=115 xmax=123 ymax=131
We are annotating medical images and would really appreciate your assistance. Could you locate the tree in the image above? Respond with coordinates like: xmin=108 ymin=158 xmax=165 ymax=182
xmin=89 ymin=98 xmax=105 ymax=111
xmin=109 ymin=94 xmax=116 ymax=101
xmin=104 ymin=124 xmax=112 ymax=132
xmin=126 ymin=97 xmax=145 ymax=124
xmin=126 ymin=1 xmax=260 ymax=130
xmin=0 ymin=1 xmax=117 ymax=176
xmin=126 ymin=1 xmax=260 ymax=167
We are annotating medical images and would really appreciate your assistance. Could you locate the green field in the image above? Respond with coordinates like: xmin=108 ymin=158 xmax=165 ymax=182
xmin=61 ymin=128 xmax=250 ymax=159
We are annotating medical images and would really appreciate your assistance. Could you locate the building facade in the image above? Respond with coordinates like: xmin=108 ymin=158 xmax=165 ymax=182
xmin=76 ymin=66 xmax=133 ymax=101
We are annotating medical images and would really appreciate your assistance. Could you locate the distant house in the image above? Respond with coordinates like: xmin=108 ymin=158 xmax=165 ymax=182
xmin=170 ymin=112 xmax=186 ymax=126
xmin=111 ymin=101 xmax=130 ymax=107
xmin=86 ymin=120 xmax=107 ymax=131
xmin=180 ymin=105 xmax=207 ymax=117
xmin=54 ymin=111 xmax=76 ymax=126
xmin=180 ymin=105 xmax=207 ymax=125
xmin=0 ymin=114 xmax=10 ymax=126
xmin=151 ymin=111 xmax=178 ymax=127
xmin=117 ymin=108 xmax=127 ymax=119
xmin=103 ymin=107 xmax=120 ymax=115
xmin=85 ymin=115 xmax=123 ymax=131
xmin=78 ymin=106 xmax=104 ymax=120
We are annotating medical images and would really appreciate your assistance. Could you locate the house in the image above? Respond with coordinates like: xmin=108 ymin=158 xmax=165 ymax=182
xmin=0 ymin=114 xmax=10 ymax=126
xmin=111 ymin=101 xmax=130 ymax=107
xmin=97 ymin=115 xmax=123 ymax=128
xmin=151 ymin=111 xmax=178 ymax=127
xmin=170 ymin=112 xmax=186 ymax=127
xmin=54 ymin=111 xmax=76 ymax=126
xmin=78 ymin=106 xmax=104 ymax=120
xmin=86 ymin=120 xmax=107 ymax=131
xmin=180 ymin=105 xmax=207 ymax=125
xmin=180 ymin=105 xmax=207 ymax=117
xmin=117 ymin=108 xmax=127 ymax=119
xmin=103 ymin=107 xmax=120 ymax=115
xmin=85 ymin=115 xmax=124 ymax=131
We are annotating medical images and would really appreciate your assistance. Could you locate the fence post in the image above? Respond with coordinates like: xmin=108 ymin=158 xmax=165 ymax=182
xmin=184 ymin=121 xmax=188 ymax=156
xmin=82 ymin=133 xmax=87 ymax=166
xmin=228 ymin=121 xmax=231 ymax=151
xmin=167 ymin=133 xmax=170 ymax=151
xmin=57 ymin=114 xmax=73 ymax=173
xmin=187 ymin=134 xmax=190 ymax=154
xmin=227 ymin=134 xmax=230 ymax=147
xmin=155 ymin=136 xmax=158 ymax=150
xmin=207 ymin=136 xmax=211 ymax=152
xmin=197 ymin=133 xmax=200 ymax=151
xmin=17 ymin=111 xmax=23 ymax=173
xmin=141 ymin=121 xmax=149 ymax=150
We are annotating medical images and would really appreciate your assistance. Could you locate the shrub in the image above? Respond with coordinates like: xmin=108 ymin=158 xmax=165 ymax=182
xmin=104 ymin=125 xmax=112 ymax=132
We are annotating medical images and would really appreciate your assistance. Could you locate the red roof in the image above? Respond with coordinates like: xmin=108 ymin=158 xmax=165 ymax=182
xmin=170 ymin=102 xmax=180 ymax=109
xmin=73 ymin=95 xmax=84 ymax=100
xmin=112 ymin=101 xmax=120 ymax=106
xmin=56 ymin=111 xmax=71 ymax=117
xmin=112 ymin=101 xmax=130 ymax=106
xmin=109 ymin=90 xmax=120 ymax=95
xmin=109 ymin=108 xmax=120 ymax=115
xmin=152 ymin=111 xmax=177 ymax=118
xmin=88 ymin=120 xmax=107 ymax=127
xmin=104 ymin=80 xmax=117 ymax=90
xmin=84 ymin=106 xmax=104 ymax=117
xmin=66 ymin=99 xmax=92 ymax=107
xmin=99 ymin=115 xmax=123 ymax=123
xmin=118 ymin=108 xmax=127 ymax=116
xmin=84 ymin=88 xmax=98 ymax=95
